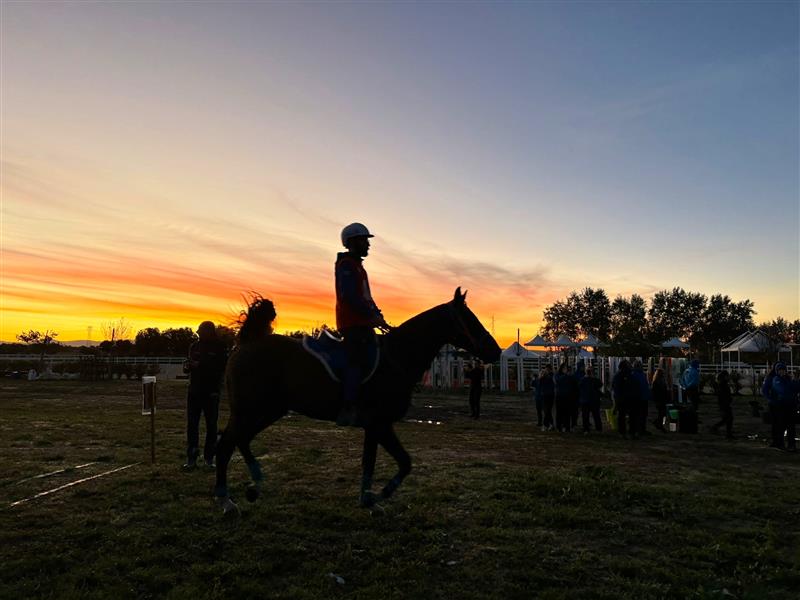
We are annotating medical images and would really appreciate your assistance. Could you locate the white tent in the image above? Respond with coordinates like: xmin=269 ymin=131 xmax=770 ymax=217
xmin=661 ymin=337 xmax=690 ymax=349
xmin=502 ymin=341 xmax=542 ymax=358
xmin=554 ymin=334 xmax=576 ymax=347
xmin=499 ymin=342 xmax=544 ymax=392
xmin=524 ymin=334 xmax=552 ymax=348
xmin=721 ymin=330 xmax=792 ymax=368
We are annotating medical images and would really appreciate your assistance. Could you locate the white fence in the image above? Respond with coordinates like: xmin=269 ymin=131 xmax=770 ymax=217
xmin=425 ymin=352 xmax=798 ymax=393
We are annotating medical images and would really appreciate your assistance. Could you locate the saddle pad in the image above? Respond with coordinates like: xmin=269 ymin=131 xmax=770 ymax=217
xmin=302 ymin=329 xmax=379 ymax=384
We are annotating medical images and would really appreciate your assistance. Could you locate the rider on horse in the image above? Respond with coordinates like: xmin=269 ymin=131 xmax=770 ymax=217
xmin=335 ymin=222 xmax=391 ymax=426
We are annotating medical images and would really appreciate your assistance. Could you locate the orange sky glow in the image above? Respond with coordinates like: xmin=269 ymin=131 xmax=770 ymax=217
xmin=2 ymin=4 xmax=797 ymax=349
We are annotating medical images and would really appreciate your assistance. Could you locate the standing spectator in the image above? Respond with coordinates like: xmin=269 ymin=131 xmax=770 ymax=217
xmin=579 ymin=365 xmax=603 ymax=433
xmin=681 ymin=359 xmax=701 ymax=411
xmin=555 ymin=362 xmax=578 ymax=432
xmin=183 ymin=321 xmax=228 ymax=470
xmin=709 ymin=370 xmax=734 ymax=439
xmin=632 ymin=360 xmax=652 ymax=435
xmin=572 ymin=361 xmax=585 ymax=429
xmin=465 ymin=361 xmax=484 ymax=419
xmin=650 ymin=368 xmax=669 ymax=432
xmin=762 ymin=362 xmax=798 ymax=451
xmin=537 ymin=365 xmax=555 ymax=431
xmin=530 ymin=373 xmax=541 ymax=427
xmin=612 ymin=360 xmax=640 ymax=440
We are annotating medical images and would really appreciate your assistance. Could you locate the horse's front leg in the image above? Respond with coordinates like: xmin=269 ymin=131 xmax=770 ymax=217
xmin=359 ymin=427 xmax=379 ymax=508
xmin=376 ymin=424 xmax=411 ymax=501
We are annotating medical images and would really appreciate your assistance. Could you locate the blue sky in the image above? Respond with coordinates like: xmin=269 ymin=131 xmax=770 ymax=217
xmin=2 ymin=1 xmax=798 ymax=342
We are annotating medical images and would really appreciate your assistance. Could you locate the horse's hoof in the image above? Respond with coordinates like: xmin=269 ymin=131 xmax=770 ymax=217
xmin=218 ymin=496 xmax=240 ymax=517
xmin=245 ymin=485 xmax=260 ymax=503
xmin=359 ymin=491 xmax=378 ymax=508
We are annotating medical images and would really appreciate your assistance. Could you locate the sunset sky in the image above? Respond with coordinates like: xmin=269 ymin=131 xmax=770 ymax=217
xmin=2 ymin=1 xmax=798 ymax=347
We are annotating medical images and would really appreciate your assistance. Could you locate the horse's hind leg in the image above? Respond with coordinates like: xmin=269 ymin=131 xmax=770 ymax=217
xmin=377 ymin=425 xmax=412 ymax=501
xmin=239 ymin=436 xmax=264 ymax=503
xmin=359 ymin=427 xmax=380 ymax=507
xmin=214 ymin=425 xmax=240 ymax=515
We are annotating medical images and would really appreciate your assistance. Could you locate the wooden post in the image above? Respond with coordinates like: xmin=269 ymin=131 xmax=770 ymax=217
xmin=150 ymin=393 xmax=156 ymax=464
xmin=142 ymin=376 xmax=157 ymax=464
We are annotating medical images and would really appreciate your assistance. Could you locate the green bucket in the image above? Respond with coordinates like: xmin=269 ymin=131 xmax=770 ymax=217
xmin=668 ymin=409 xmax=679 ymax=420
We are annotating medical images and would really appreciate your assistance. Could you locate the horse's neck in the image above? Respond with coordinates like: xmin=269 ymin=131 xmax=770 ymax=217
xmin=385 ymin=305 xmax=449 ymax=381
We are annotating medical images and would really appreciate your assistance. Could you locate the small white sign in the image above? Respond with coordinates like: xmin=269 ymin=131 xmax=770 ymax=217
xmin=142 ymin=376 xmax=157 ymax=415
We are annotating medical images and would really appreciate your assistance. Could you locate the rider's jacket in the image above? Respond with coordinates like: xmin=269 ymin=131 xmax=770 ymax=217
xmin=335 ymin=251 xmax=383 ymax=331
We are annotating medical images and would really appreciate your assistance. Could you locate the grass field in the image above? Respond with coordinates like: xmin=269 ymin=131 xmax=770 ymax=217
xmin=2 ymin=380 xmax=799 ymax=599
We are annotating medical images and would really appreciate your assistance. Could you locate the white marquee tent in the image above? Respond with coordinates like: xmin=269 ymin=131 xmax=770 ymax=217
xmin=720 ymin=330 xmax=792 ymax=368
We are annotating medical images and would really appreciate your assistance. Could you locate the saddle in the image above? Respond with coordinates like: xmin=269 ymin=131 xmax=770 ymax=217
xmin=302 ymin=329 xmax=380 ymax=384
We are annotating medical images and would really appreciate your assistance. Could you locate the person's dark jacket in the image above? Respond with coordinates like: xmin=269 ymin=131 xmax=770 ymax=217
xmin=612 ymin=368 xmax=639 ymax=408
xmin=186 ymin=340 xmax=228 ymax=392
xmin=578 ymin=375 xmax=602 ymax=406
xmin=632 ymin=366 xmax=651 ymax=403
xmin=335 ymin=252 xmax=383 ymax=331
xmin=536 ymin=374 xmax=555 ymax=400
xmin=651 ymin=378 xmax=669 ymax=407
xmin=762 ymin=372 xmax=799 ymax=408
xmin=717 ymin=380 xmax=732 ymax=410
xmin=555 ymin=372 xmax=578 ymax=402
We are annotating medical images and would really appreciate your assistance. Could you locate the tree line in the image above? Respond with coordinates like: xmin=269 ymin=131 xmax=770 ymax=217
xmin=541 ymin=287 xmax=799 ymax=359
xmin=6 ymin=325 xmax=237 ymax=357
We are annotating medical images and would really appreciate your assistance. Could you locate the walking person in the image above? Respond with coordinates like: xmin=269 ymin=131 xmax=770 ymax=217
xmin=465 ymin=361 xmax=484 ymax=419
xmin=537 ymin=365 xmax=555 ymax=431
xmin=612 ymin=360 xmax=640 ymax=440
xmin=709 ymin=370 xmax=734 ymax=439
xmin=762 ymin=362 xmax=798 ymax=451
xmin=555 ymin=362 xmax=577 ymax=432
xmin=579 ymin=365 xmax=603 ymax=433
xmin=650 ymin=368 xmax=669 ymax=432
xmin=183 ymin=321 xmax=228 ymax=470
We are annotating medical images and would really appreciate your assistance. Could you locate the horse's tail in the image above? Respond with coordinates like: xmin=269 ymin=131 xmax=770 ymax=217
xmin=237 ymin=294 xmax=277 ymax=344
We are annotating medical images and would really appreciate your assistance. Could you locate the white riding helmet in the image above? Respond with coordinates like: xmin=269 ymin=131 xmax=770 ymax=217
xmin=340 ymin=222 xmax=374 ymax=246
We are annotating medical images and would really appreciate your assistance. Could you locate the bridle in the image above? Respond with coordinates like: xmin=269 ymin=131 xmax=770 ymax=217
xmin=448 ymin=301 xmax=490 ymax=356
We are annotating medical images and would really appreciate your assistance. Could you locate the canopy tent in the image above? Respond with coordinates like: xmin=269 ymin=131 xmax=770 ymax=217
xmin=721 ymin=330 xmax=793 ymax=368
xmin=554 ymin=334 xmax=576 ymax=347
xmin=661 ymin=337 xmax=690 ymax=349
xmin=501 ymin=341 xmax=543 ymax=358
xmin=499 ymin=342 xmax=545 ymax=392
xmin=524 ymin=334 xmax=552 ymax=348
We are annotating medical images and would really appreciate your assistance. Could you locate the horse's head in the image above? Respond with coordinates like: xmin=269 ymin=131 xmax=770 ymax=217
xmin=446 ymin=287 xmax=501 ymax=363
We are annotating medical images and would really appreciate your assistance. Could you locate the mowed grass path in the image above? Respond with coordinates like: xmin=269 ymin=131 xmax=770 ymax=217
xmin=1 ymin=380 xmax=799 ymax=599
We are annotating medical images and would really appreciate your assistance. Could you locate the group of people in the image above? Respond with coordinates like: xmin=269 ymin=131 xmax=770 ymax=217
xmin=531 ymin=362 xmax=606 ymax=435
xmin=526 ymin=357 xmax=799 ymax=448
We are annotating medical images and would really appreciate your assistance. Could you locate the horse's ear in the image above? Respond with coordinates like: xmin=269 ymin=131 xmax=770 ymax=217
xmin=454 ymin=287 xmax=465 ymax=303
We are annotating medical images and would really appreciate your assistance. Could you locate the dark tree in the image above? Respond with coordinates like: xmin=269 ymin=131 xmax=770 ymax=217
xmin=608 ymin=295 xmax=650 ymax=356
xmin=647 ymin=288 xmax=707 ymax=344
xmin=163 ymin=327 xmax=198 ymax=357
xmin=16 ymin=329 xmax=59 ymax=369
xmin=135 ymin=328 xmax=169 ymax=356
xmin=696 ymin=295 xmax=754 ymax=360
xmin=541 ymin=288 xmax=610 ymax=340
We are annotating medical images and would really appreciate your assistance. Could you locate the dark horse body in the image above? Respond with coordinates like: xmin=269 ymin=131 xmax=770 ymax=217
xmin=215 ymin=288 xmax=501 ymax=514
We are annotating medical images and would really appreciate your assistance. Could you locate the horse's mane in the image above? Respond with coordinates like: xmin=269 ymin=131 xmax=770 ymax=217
xmin=237 ymin=295 xmax=276 ymax=344
xmin=390 ymin=303 xmax=448 ymax=337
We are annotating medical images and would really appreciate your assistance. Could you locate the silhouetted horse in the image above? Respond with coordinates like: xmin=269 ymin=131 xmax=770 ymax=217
xmin=215 ymin=288 xmax=501 ymax=514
